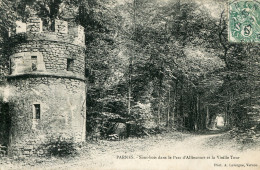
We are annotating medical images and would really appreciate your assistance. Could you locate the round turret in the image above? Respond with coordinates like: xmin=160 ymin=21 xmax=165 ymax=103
xmin=6 ymin=17 xmax=86 ymax=156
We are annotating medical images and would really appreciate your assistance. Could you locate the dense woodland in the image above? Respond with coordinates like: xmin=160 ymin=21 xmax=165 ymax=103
xmin=0 ymin=0 xmax=259 ymax=139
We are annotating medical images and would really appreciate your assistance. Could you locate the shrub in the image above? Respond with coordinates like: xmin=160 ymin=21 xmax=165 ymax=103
xmin=42 ymin=136 xmax=78 ymax=158
xmin=229 ymin=126 xmax=260 ymax=144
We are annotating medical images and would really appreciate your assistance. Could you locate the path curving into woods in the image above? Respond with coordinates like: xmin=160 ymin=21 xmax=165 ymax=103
xmin=2 ymin=131 xmax=260 ymax=170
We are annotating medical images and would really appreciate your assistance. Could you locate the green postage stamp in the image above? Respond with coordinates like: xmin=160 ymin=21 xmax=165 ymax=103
xmin=229 ymin=0 xmax=260 ymax=42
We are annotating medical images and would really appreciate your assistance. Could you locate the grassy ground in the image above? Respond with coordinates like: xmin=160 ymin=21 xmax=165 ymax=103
xmin=1 ymin=131 xmax=260 ymax=170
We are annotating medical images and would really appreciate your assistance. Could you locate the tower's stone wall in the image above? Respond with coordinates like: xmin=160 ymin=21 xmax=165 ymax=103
xmin=8 ymin=77 xmax=86 ymax=156
xmin=6 ymin=17 xmax=86 ymax=157
xmin=9 ymin=41 xmax=85 ymax=76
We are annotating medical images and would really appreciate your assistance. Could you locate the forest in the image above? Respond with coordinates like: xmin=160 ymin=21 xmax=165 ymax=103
xmin=0 ymin=0 xmax=259 ymax=140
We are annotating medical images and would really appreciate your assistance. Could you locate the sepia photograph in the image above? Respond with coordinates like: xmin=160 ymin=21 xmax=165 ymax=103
xmin=0 ymin=0 xmax=259 ymax=169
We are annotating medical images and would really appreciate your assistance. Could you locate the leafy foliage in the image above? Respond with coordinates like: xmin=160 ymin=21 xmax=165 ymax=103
xmin=41 ymin=136 xmax=78 ymax=158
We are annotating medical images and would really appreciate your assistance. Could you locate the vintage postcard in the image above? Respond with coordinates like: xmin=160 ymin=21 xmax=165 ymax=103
xmin=0 ymin=0 xmax=259 ymax=169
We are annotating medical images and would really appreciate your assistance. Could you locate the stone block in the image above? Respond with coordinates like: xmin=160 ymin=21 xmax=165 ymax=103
xmin=23 ymin=150 xmax=31 ymax=155
xmin=26 ymin=17 xmax=42 ymax=33
xmin=26 ymin=145 xmax=34 ymax=150
xmin=55 ymin=20 xmax=68 ymax=34
xmin=78 ymin=25 xmax=85 ymax=43
xmin=16 ymin=21 xmax=27 ymax=34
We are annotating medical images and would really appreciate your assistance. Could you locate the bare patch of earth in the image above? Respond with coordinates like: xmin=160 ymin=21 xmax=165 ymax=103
xmin=1 ymin=131 xmax=260 ymax=170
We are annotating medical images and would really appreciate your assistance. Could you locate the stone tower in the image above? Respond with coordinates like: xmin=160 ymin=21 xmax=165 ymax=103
xmin=6 ymin=17 xmax=86 ymax=156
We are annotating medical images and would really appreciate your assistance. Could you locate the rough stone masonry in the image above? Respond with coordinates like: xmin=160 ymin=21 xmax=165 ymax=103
xmin=5 ymin=17 xmax=86 ymax=156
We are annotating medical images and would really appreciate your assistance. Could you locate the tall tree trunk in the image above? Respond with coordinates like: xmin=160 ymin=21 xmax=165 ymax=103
xmin=172 ymin=81 xmax=178 ymax=128
xmin=202 ymin=106 xmax=207 ymax=130
xmin=224 ymin=105 xmax=228 ymax=126
xmin=157 ymin=89 xmax=161 ymax=127
xmin=128 ymin=0 xmax=136 ymax=115
xmin=189 ymin=88 xmax=195 ymax=131
xmin=167 ymin=87 xmax=170 ymax=128
xmin=128 ymin=79 xmax=131 ymax=115
xmin=194 ymin=94 xmax=199 ymax=131
xmin=180 ymin=83 xmax=184 ymax=126
xmin=229 ymin=106 xmax=234 ymax=127
xmin=198 ymin=95 xmax=201 ymax=130
xmin=206 ymin=105 xmax=209 ymax=128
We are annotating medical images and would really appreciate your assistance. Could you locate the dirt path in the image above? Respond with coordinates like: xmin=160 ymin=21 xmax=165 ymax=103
xmin=1 ymin=131 xmax=260 ymax=170
xmin=44 ymin=131 xmax=259 ymax=170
